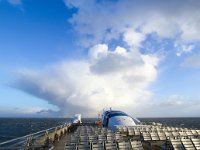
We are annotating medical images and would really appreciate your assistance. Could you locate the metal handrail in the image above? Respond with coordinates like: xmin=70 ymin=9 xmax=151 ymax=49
xmin=0 ymin=122 xmax=70 ymax=148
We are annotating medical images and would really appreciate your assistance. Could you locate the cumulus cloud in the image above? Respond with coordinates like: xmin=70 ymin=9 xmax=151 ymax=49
xmin=14 ymin=44 xmax=159 ymax=117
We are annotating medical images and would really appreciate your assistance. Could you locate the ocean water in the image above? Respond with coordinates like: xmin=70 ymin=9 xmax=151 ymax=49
xmin=0 ymin=118 xmax=96 ymax=143
xmin=0 ymin=118 xmax=200 ymax=143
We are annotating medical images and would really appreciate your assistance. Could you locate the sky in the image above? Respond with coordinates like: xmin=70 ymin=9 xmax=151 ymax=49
xmin=0 ymin=0 xmax=200 ymax=117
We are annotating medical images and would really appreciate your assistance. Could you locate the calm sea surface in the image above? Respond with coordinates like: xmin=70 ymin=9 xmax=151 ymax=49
xmin=0 ymin=118 xmax=200 ymax=143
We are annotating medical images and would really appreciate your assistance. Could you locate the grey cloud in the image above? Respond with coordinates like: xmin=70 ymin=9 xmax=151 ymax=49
xmin=90 ymin=51 xmax=143 ymax=74
xmin=13 ymin=68 xmax=96 ymax=117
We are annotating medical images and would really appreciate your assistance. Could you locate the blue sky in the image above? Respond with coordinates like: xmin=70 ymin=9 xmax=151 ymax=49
xmin=1 ymin=0 xmax=200 ymax=117
xmin=0 ymin=0 xmax=76 ymax=116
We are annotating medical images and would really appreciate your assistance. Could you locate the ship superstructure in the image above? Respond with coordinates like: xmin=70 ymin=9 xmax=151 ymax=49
xmin=102 ymin=109 xmax=140 ymax=129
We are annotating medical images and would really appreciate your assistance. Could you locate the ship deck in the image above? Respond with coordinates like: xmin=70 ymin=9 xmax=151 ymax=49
xmin=1 ymin=122 xmax=200 ymax=149
xmin=52 ymin=123 xmax=200 ymax=150
xmin=53 ymin=133 xmax=72 ymax=150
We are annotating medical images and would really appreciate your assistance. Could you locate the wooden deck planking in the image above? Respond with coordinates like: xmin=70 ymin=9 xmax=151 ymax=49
xmin=53 ymin=133 xmax=71 ymax=150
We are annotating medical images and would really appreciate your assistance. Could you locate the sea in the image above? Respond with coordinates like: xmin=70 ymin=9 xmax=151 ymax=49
xmin=0 ymin=118 xmax=200 ymax=143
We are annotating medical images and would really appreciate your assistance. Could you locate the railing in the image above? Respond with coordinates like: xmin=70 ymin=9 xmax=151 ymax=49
xmin=0 ymin=123 xmax=71 ymax=150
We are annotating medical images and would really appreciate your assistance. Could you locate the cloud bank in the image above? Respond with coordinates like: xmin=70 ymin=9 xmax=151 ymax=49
xmin=13 ymin=0 xmax=200 ymax=117
xmin=0 ymin=106 xmax=57 ymax=117
xmin=65 ymin=0 xmax=200 ymax=48
xmin=15 ymin=45 xmax=158 ymax=117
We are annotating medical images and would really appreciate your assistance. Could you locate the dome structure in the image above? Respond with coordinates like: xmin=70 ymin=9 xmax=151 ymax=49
xmin=102 ymin=109 xmax=140 ymax=129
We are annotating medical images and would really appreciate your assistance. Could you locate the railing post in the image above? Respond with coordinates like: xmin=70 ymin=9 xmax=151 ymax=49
xmin=44 ymin=130 xmax=54 ymax=149
xmin=23 ymin=135 xmax=34 ymax=150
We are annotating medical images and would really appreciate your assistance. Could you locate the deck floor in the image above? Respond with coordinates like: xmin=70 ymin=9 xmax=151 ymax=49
xmin=53 ymin=133 xmax=71 ymax=150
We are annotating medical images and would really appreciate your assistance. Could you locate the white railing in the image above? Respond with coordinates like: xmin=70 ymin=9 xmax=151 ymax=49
xmin=0 ymin=123 xmax=71 ymax=149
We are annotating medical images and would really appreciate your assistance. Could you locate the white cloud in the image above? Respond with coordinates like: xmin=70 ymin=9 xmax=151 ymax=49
xmin=89 ymin=44 xmax=108 ymax=61
xmin=175 ymin=42 xmax=195 ymax=56
xmin=64 ymin=0 xmax=200 ymax=47
xmin=123 ymin=29 xmax=145 ymax=47
xmin=139 ymin=10 xmax=180 ymax=39
xmin=15 ymin=44 xmax=159 ymax=117
xmin=11 ymin=0 xmax=200 ymax=117
xmin=180 ymin=17 xmax=200 ymax=41
xmin=181 ymin=54 xmax=200 ymax=68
